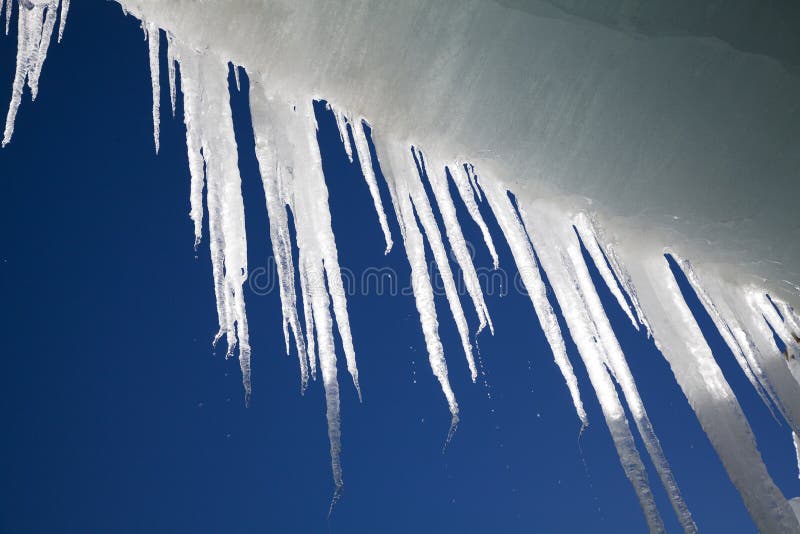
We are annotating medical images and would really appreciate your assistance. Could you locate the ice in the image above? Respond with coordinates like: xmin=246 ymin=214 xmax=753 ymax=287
xmin=3 ymin=0 xmax=10 ymax=35
xmin=3 ymin=0 xmax=61 ymax=146
xmin=179 ymin=50 xmax=206 ymax=250
xmin=755 ymin=293 xmax=800 ymax=359
xmin=417 ymin=151 xmax=493 ymax=336
xmin=3 ymin=0 xmax=38 ymax=146
xmin=398 ymin=146 xmax=476 ymax=382
xmin=232 ymin=64 xmax=241 ymax=92
xmin=26 ymin=0 xmax=57 ymax=101
xmin=449 ymin=165 xmax=498 ymax=269
xmin=299 ymin=264 xmax=317 ymax=379
xmin=299 ymin=100 xmax=362 ymax=401
xmin=145 ymin=21 xmax=160 ymax=153
xmin=166 ymin=33 xmax=176 ymax=117
xmin=480 ymin=177 xmax=587 ymax=429
xmin=777 ymin=302 xmax=800 ymax=351
xmin=571 ymin=247 xmax=695 ymax=532
xmin=574 ymin=213 xmax=638 ymax=330
xmin=57 ymin=0 xmax=68 ymax=42
xmin=249 ymin=86 xmax=310 ymax=390
xmin=247 ymin=87 xmax=366 ymax=488
xmin=521 ymin=202 xmax=693 ymax=532
xmin=621 ymin=250 xmax=800 ymax=533
xmin=350 ymin=117 xmax=393 ymax=254
xmin=376 ymin=137 xmax=459 ymax=430
xmin=672 ymin=256 xmax=776 ymax=413
xmin=733 ymin=290 xmax=800 ymax=432
xmin=172 ymin=42 xmax=251 ymax=400
xmin=331 ymin=106 xmax=353 ymax=163
xmin=795 ymin=433 xmax=800 ymax=479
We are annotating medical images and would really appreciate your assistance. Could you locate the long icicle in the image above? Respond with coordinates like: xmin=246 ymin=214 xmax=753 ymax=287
xmin=247 ymin=89 xmax=357 ymax=494
xmin=3 ymin=0 xmax=11 ymax=36
xmin=574 ymin=213 xmax=638 ymax=330
xmin=732 ymin=289 xmax=800 ymax=431
xmin=419 ymin=152 xmax=493 ymax=337
xmin=594 ymin=231 xmax=653 ymax=335
xmin=4 ymin=0 xmax=45 ymax=146
xmin=145 ymin=21 xmax=160 ymax=153
xmin=627 ymin=252 xmax=800 ymax=533
xmin=351 ymin=117 xmax=393 ymax=254
xmin=480 ymin=177 xmax=587 ymax=429
xmin=407 ymin=146 xmax=477 ymax=382
xmin=57 ymin=0 xmax=69 ymax=42
xmin=174 ymin=44 xmax=251 ymax=400
xmin=26 ymin=0 xmax=58 ymax=101
xmin=332 ymin=106 xmax=354 ymax=163
xmin=166 ymin=33 xmax=177 ymax=117
xmin=564 ymin=222 xmax=695 ymax=532
xmin=302 ymin=100 xmax=361 ymax=401
xmin=250 ymin=85 xmax=310 ymax=391
xmin=673 ymin=256 xmax=776 ymax=414
xmin=518 ymin=203 xmax=666 ymax=533
xmin=378 ymin=137 xmax=459 ymax=435
xmin=450 ymin=164 xmax=499 ymax=269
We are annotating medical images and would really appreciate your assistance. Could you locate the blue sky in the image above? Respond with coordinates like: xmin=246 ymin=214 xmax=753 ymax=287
xmin=1 ymin=2 xmax=798 ymax=532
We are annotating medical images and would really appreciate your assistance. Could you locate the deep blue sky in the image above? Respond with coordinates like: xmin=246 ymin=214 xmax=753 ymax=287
xmin=1 ymin=2 xmax=798 ymax=532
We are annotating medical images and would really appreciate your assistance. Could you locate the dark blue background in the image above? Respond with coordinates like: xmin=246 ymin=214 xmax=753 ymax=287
xmin=1 ymin=2 xmax=798 ymax=532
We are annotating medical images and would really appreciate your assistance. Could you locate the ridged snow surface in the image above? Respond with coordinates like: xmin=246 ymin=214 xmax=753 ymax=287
xmin=3 ymin=1 xmax=800 ymax=531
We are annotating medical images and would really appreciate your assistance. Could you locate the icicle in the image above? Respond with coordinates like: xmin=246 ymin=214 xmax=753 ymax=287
xmin=754 ymin=292 xmax=800 ymax=358
xmin=795 ymin=433 xmax=800 ymax=479
xmin=3 ymin=0 xmax=10 ymax=36
xmin=465 ymin=164 xmax=482 ymax=202
xmin=401 ymin=146 xmax=476 ymax=382
xmin=299 ymin=260 xmax=318 ymax=379
xmin=574 ymin=213 xmax=638 ymax=330
xmin=4 ymin=0 xmax=39 ymax=144
xmin=287 ymin=97 xmax=349 ymax=483
xmin=166 ymin=33 xmax=176 ymax=117
xmin=377 ymin=137 xmax=459 ymax=429
xmin=625 ymin=252 xmax=800 ymax=533
xmin=332 ymin=107 xmax=353 ymax=163
xmin=597 ymin=234 xmax=653 ymax=335
xmin=57 ymin=0 xmax=68 ymax=42
xmin=689 ymin=276 xmax=790 ymax=424
xmin=731 ymin=289 xmax=800 ymax=431
xmin=249 ymin=85 xmax=309 ymax=390
xmin=779 ymin=301 xmax=800 ymax=336
xmin=560 ymin=222 xmax=695 ymax=532
xmin=247 ymin=88 xmax=363 ymax=492
xmin=450 ymin=164 xmax=498 ymax=269
xmin=145 ymin=21 xmax=160 ymax=153
xmin=480 ymin=177 xmax=587 ymax=429
xmin=673 ymin=256 xmax=776 ymax=413
xmin=351 ymin=118 xmax=393 ymax=254
xmin=3 ymin=0 xmax=55 ymax=146
xmin=173 ymin=44 xmax=251 ymax=400
xmin=26 ymin=0 xmax=57 ymax=101
xmin=417 ymin=152 xmax=493 ymax=337
xmin=178 ymin=52 xmax=205 ymax=249
xmin=518 ymin=204 xmax=668 ymax=533
xmin=232 ymin=63 xmax=241 ymax=91
xmin=301 ymin=244 xmax=345 ymax=491
xmin=301 ymin=99 xmax=361 ymax=400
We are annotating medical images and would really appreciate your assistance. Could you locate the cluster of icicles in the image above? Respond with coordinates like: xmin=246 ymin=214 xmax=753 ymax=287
xmin=5 ymin=1 xmax=800 ymax=531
